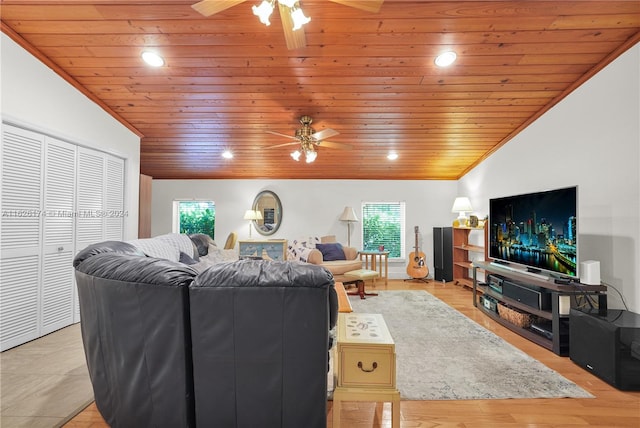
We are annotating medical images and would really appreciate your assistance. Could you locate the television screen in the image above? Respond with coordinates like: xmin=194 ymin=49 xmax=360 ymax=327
xmin=489 ymin=186 xmax=578 ymax=278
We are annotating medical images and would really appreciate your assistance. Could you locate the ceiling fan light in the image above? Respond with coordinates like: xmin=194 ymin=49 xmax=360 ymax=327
xmin=252 ymin=0 xmax=274 ymax=26
xmin=387 ymin=152 xmax=398 ymax=160
xmin=222 ymin=150 xmax=233 ymax=159
xmin=290 ymin=7 xmax=311 ymax=31
xmin=291 ymin=150 xmax=301 ymax=161
xmin=305 ymin=149 xmax=317 ymax=163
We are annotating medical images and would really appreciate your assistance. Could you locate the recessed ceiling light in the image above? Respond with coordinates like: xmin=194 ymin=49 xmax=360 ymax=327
xmin=222 ymin=150 xmax=233 ymax=159
xmin=435 ymin=51 xmax=457 ymax=67
xmin=141 ymin=51 xmax=164 ymax=67
xmin=387 ymin=152 xmax=398 ymax=160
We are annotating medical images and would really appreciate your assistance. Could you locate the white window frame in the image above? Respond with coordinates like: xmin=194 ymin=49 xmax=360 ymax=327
xmin=361 ymin=201 xmax=406 ymax=261
xmin=172 ymin=200 xmax=216 ymax=238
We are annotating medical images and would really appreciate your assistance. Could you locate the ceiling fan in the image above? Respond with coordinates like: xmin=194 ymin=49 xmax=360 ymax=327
xmin=265 ymin=115 xmax=353 ymax=163
xmin=191 ymin=0 xmax=384 ymax=50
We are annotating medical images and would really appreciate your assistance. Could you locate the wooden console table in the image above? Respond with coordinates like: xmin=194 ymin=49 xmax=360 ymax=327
xmin=333 ymin=313 xmax=400 ymax=428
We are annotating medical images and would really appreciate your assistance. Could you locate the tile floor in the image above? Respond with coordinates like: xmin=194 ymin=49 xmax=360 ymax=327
xmin=0 ymin=324 xmax=93 ymax=428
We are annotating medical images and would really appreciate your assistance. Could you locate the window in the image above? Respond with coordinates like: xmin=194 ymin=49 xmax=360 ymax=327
xmin=173 ymin=201 xmax=215 ymax=239
xmin=361 ymin=202 xmax=405 ymax=259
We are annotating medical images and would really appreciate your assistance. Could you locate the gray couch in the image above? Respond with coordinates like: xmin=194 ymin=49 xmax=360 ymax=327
xmin=73 ymin=236 xmax=338 ymax=427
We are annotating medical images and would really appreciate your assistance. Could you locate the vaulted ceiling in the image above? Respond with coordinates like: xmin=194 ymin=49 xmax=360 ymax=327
xmin=2 ymin=1 xmax=639 ymax=180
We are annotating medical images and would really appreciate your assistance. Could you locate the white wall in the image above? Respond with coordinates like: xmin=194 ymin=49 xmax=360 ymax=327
xmin=1 ymin=34 xmax=141 ymax=239
xmin=459 ymin=43 xmax=640 ymax=312
xmin=152 ymin=179 xmax=458 ymax=278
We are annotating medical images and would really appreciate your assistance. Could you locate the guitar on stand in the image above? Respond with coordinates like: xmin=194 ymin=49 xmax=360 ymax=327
xmin=405 ymin=226 xmax=429 ymax=282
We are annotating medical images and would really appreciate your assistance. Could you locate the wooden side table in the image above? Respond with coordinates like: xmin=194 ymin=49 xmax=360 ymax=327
xmin=359 ymin=250 xmax=389 ymax=285
xmin=333 ymin=313 xmax=400 ymax=428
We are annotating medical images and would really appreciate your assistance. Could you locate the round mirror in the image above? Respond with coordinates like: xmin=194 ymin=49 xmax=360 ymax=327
xmin=252 ymin=190 xmax=282 ymax=236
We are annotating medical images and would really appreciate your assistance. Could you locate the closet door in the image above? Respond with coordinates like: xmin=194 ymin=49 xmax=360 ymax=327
xmin=105 ymin=155 xmax=124 ymax=240
xmin=1 ymin=125 xmax=44 ymax=351
xmin=41 ymin=137 xmax=76 ymax=335
xmin=73 ymin=150 xmax=125 ymax=322
xmin=75 ymin=147 xmax=105 ymax=252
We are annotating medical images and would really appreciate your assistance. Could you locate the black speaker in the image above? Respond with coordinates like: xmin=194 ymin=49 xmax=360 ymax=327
xmin=502 ymin=279 xmax=551 ymax=310
xmin=433 ymin=227 xmax=453 ymax=282
xmin=570 ymin=308 xmax=640 ymax=391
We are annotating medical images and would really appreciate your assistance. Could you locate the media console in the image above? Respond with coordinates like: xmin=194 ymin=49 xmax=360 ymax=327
xmin=472 ymin=261 xmax=608 ymax=356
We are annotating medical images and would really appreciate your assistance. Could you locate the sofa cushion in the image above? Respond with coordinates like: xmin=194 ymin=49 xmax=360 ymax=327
xmin=321 ymin=259 xmax=363 ymax=275
xmin=288 ymin=246 xmax=317 ymax=263
xmin=315 ymin=243 xmax=346 ymax=261
xmin=156 ymin=233 xmax=198 ymax=258
xmin=128 ymin=238 xmax=180 ymax=262
xmin=73 ymin=241 xmax=144 ymax=268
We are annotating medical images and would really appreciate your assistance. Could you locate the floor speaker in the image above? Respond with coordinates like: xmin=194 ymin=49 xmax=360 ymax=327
xmin=433 ymin=227 xmax=453 ymax=282
xmin=570 ymin=308 xmax=640 ymax=390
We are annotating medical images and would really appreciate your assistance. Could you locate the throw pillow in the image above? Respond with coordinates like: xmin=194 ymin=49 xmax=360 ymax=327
xmin=179 ymin=251 xmax=198 ymax=265
xmin=316 ymin=243 xmax=346 ymax=261
xmin=128 ymin=238 xmax=180 ymax=262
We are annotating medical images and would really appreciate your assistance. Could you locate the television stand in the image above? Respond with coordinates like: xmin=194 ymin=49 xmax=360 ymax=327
xmin=488 ymin=261 xmax=550 ymax=281
xmin=473 ymin=260 xmax=607 ymax=356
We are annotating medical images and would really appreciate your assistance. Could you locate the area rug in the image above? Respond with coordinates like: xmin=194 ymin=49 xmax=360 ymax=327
xmin=347 ymin=290 xmax=593 ymax=400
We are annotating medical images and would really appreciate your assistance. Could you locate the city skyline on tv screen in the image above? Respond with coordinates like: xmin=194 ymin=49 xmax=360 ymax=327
xmin=489 ymin=186 xmax=577 ymax=277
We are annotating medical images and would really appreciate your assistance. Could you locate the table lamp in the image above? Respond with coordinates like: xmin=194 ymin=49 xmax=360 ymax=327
xmin=243 ymin=209 xmax=262 ymax=238
xmin=451 ymin=197 xmax=473 ymax=227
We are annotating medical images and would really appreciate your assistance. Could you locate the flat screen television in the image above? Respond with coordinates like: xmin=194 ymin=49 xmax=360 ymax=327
xmin=488 ymin=186 xmax=578 ymax=279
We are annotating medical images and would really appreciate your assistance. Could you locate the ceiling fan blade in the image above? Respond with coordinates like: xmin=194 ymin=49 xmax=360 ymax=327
xmin=316 ymin=140 xmax=353 ymax=150
xmin=266 ymin=141 xmax=301 ymax=149
xmin=278 ymin=2 xmax=306 ymax=50
xmin=328 ymin=0 xmax=384 ymax=13
xmin=311 ymin=128 xmax=339 ymax=141
xmin=266 ymin=130 xmax=297 ymax=139
xmin=191 ymin=0 xmax=246 ymax=17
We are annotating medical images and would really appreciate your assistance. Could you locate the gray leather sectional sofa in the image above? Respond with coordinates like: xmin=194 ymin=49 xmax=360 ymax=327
xmin=73 ymin=237 xmax=338 ymax=427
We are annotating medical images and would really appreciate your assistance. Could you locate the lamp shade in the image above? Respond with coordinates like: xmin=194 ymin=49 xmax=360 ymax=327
xmin=339 ymin=206 xmax=358 ymax=222
xmin=244 ymin=209 xmax=260 ymax=220
xmin=451 ymin=197 xmax=473 ymax=213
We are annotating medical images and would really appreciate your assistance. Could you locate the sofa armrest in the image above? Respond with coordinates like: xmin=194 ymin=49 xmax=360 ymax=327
xmin=307 ymin=249 xmax=323 ymax=265
xmin=343 ymin=246 xmax=358 ymax=260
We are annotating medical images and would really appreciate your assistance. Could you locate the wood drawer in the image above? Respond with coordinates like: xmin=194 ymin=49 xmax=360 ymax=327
xmin=338 ymin=345 xmax=396 ymax=388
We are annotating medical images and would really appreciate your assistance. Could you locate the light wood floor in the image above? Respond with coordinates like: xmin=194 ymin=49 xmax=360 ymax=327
xmin=64 ymin=279 xmax=640 ymax=427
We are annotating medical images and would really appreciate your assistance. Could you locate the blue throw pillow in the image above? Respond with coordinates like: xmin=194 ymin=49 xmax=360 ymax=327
xmin=316 ymin=243 xmax=346 ymax=261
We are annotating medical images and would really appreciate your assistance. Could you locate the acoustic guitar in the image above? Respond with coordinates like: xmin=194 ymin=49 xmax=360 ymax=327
xmin=406 ymin=226 xmax=429 ymax=279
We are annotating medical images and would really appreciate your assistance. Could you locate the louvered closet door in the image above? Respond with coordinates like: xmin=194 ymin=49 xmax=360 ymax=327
xmin=1 ymin=125 xmax=44 ymax=351
xmin=75 ymin=147 xmax=104 ymax=252
xmin=41 ymin=137 xmax=76 ymax=335
xmin=104 ymin=155 xmax=124 ymax=240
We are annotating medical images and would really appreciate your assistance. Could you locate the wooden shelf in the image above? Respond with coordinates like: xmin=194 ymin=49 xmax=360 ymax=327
xmin=478 ymin=284 xmax=553 ymax=320
xmin=452 ymin=224 xmax=487 ymax=289
xmin=473 ymin=261 xmax=608 ymax=293
xmin=477 ymin=305 xmax=554 ymax=351
xmin=453 ymin=244 xmax=484 ymax=253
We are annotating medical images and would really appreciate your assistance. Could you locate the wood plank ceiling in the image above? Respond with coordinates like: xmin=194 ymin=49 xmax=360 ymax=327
xmin=2 ymin=1 xmax=639 ymax=180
